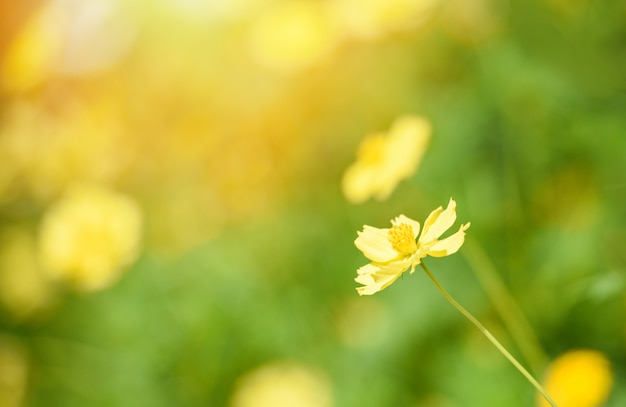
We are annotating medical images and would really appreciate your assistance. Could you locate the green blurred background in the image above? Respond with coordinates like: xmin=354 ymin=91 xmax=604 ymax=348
xmin=0 ymin=0 xmax=625 ymax=406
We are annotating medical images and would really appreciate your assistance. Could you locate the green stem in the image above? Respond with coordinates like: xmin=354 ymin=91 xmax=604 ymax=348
xmin=419 ymin=262 xmax=558 ymax=407
xmin=462 ymin=237 xmax=547 ymax=373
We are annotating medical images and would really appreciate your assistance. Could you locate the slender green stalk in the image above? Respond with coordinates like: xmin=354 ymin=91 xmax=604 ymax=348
xmin=462 ymin=237 xmax=546 ymax=373
xmin=419 ymin=262 xmax=558 ymax=407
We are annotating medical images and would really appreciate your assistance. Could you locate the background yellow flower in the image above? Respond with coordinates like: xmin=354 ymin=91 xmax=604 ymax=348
xmin=248 ymin=1 xmax=340 ymax=73
xmin=538 ymin=350 xmax=614 ymax=407
xmin=342 ymin=115 xmax=431 ymax=204
xmin=39 ymin=184 xmax=142 ymax=292
xmin=230 ymin=361 xmax=333 ymax=407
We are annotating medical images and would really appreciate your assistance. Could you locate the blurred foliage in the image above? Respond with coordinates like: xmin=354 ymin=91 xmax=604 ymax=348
xmin=0 ymin=0 xmax=625 ymax=406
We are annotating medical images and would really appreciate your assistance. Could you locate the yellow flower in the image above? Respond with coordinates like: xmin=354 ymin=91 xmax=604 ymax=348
xmin=39 ymin=184 xmax=142 ymax=292
xmin=354 ymin=198 xmax=470 ymax=295
xmin=342 ymin=115 xmax=431 ymax=204
xmin=537 ymin=349 xmax=613 ymax=407
xmin=248 ymin=1 xmax=339 ymax=73
xmin=230 ymin=360 xmax=333 ymax=407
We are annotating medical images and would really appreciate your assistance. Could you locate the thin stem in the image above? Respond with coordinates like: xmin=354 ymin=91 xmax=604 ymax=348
xmin=419 ymin=262 xmax=558 ymax=407
xmin=462 ymin=237 xmax=547 ymax=373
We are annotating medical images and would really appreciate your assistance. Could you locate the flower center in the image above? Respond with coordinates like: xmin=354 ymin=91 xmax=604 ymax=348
xmin=388 ymin=223 xmax=417 ymax=256
xmin=357 ymin=134 xmax=386 ymax=164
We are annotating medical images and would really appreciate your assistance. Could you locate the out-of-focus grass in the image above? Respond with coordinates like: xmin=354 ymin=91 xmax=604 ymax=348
xmin=0 ymin=0 xmax=625 ymax=406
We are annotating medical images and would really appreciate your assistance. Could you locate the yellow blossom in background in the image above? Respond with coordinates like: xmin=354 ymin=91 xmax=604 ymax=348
xmin=39 ymin=184 xmax=142 ymax=292
xmin=0 ymin=337 xmax=28 ymax=407
xmin=538 ymin=349 xmax=613 ymax=407
xmin=342 ymin=115 xmax=431 ymax=204
xmin=230 ymin=361 xmax=333 ymax=407
xmin=248 ymin=1 xmax=340 ymax=73
xmin=355 ymin=198 xmax=470 ymax=295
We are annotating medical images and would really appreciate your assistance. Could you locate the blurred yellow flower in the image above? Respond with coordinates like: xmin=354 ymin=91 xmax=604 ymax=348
xmin=39 ymin=184 xmax=142 ymax=292
xmin=354 ymin=198 xmax=470 ymax=295
xmin=342 ymin=115 xmax=431 ymax=204
xmin=538 ymin=349 xmax=613 ymax=407
xmin=230 ymin=361 xmax=333 ymax=407
xmin=248 ymin=1 xmax=339 ymax=73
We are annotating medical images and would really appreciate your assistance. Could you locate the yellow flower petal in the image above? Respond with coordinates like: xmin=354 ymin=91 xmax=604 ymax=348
xmin=341 ymin=162 xmax=380 ymax=204
xmin=418 ymin=198 xmax=457 ymax=244
xmin=342 ymin=133 xmax=397 ymax=203
xmin=355 ymin=260 xmax=412 ymax=295
xmin=427 ymin=222 xmax=471 ymax=257
xmin=371 ymin=117 xmax=431 ymax=201
xmin=354 ymin=225 xmax=397 ymax=263
xmin=384 ymin=116 xmax=431 ymax=179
